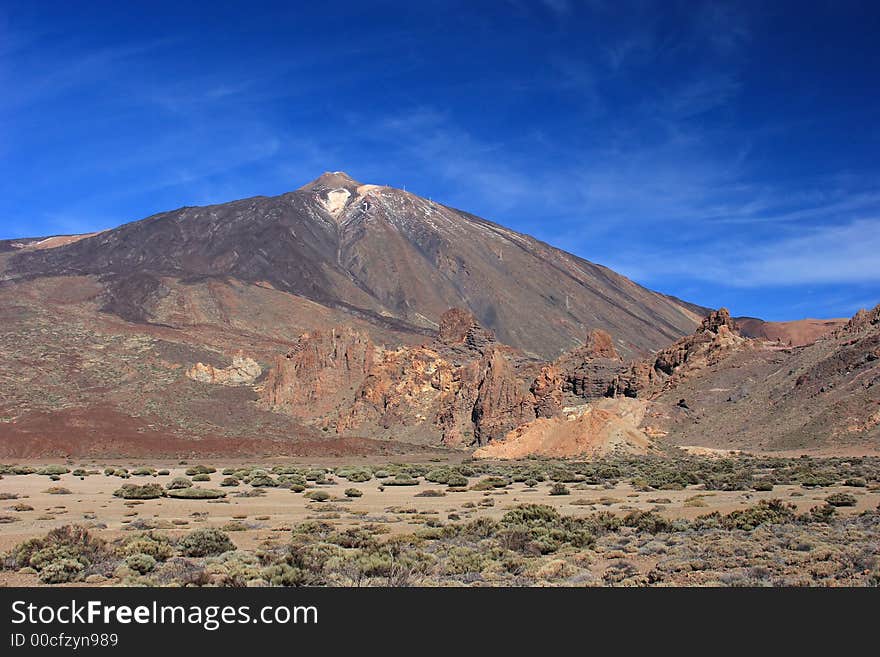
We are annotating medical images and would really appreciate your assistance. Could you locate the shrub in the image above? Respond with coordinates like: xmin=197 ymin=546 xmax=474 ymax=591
xmin=115 ymin=533 xmax=174 ymax=561
xmin=305 ymin=491 xmax=331 ymax=502
xmin=501 ymin=505 xmax=560 ymax=526
xmin=622 ymin=510 xmax=672 ymax=533
xmin=803 ymin=503 xmax=836 ymax=522
xmin=344 ymin=488 xmax=363 ymax=498
xmin=177 ymin=528 xmax=235 ymax=557
xmin=166 ymin=487 xmax=226 ymax=500
xmin=248 ymin=473 xmax=278 ymax=487
xmin=471 ymin=477 xmax=509 ymax=491
xmin=131 ymin=467 xmax=155 ymax=476
xmin=125 ymin=553 xmax=157 ymax=574
xmin=549 ymin=483 xmax=570 ymax=496
xmin=165 ymin=476 xmax=192 ymax=490
xmin=11 ymin=526 xmax=108 ymax=583
xmin=426 ymin=469 xmax=452 ymax=484
xmin=39 ymin=558 xmax=84 ymax=584
xmin=718 ymin=499 xmax=796 ymax=531
xmin=220 ymin=477 xmax=240 ymax=487
xmin=38 ymin=465 xmax=70 ymax=476
xmin=384 ymin=474 xmax=418 ymax=486
xmin=825 ymin=492 xmax=857 ymax=507
xmin=191 ymin=474 xmax=211 ymax=482
xmin=446 ymin=473 xmax=469 ymax=487
xmin=342 ymin=469 xmax=372 ymax=483
xmin=185 ymin=465 xmax=216 ymax=476
xmin=114 ymin=484 xmax=165 ymax=499
xmin=844 ymin=477 xmax=867 ymax=487
xmin=305 ymin=470 xmax=326 ymax=482
xmin=44 ymin=486 xmax=72 ymax=495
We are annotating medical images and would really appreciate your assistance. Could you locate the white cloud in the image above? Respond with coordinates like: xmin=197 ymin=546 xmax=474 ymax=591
xmin=605 ymin=218 xmax=880 ymax=288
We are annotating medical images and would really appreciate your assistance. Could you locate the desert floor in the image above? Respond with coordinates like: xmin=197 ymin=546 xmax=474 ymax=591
xmin=2 ymin=458 xmax=878 ymax=586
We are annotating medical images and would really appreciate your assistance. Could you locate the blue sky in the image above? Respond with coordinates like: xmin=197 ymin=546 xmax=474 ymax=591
xmin=1 ymin=0 xmax=879 ymax=320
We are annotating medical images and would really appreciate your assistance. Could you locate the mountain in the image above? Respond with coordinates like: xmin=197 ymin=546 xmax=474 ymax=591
xmin=613 ymin=305 xmax=880 ymax=452
xmin=4 ymin=171 xmax=871 ymax=459
xmin=3 ymin=172 xmax=702 ymax=360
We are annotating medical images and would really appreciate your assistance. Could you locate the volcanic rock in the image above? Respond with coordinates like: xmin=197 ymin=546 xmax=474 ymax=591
xmin=474 ymin=398 xmax=654 ymax=459
xmin=187 ymin=355 xmax=261 ymax=386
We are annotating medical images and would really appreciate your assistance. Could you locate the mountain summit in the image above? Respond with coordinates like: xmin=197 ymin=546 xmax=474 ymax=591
xmin=5 ymin=173 xmax=703 ymax=359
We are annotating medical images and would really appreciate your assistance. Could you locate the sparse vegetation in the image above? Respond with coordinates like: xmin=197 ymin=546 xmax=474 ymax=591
xmin=1 ymin=455 xmax=879 ymax=587
xmin=177 ymin=528 xmax=235 ymax=557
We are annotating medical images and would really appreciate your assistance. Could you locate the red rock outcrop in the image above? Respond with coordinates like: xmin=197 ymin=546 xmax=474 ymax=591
xmin=187 ymin=354 xmax=261 ymax=386
xmin=615 ymin=308 xmax=749 ymax=397
xmin=262 ymin=327 xmax=375 ymax=417
xmin=259 ymin=309 xmax=554 ymax=446
xmin=554 ymin=329 xmax=625 ymax=401
xmin=474 ymin=398 xmax=654 ymax=459
xmin=530 ymin=364 xmax=564 ymax=418
xmin=471 ymin=348 xmax=537 ymax=444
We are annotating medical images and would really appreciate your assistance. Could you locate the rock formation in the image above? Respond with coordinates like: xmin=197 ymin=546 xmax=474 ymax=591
xmin=262 ymin=328 xmax=375 ymax=417
xmin=186 ymin=355 xmax=261 ymax=386
xmin=615 ymin=308 xmax=749 ymax=398
xmin=258 ymin=308 xmax=554 ymax=446
xmin=474 ymin=398 xmax=654 ymax=459
xmin=554 ymin=329 xmax=625 ymax=401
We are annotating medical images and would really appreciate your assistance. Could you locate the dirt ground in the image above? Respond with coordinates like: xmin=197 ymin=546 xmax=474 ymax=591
xmin=2 ymin=460 xmax=877 ymax=586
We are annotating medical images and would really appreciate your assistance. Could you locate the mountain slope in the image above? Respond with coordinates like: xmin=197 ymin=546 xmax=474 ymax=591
xmin=637 ymin=305 xmax=880 ymax=452
xmin=4 ymin=172 xmax=701 ymax=359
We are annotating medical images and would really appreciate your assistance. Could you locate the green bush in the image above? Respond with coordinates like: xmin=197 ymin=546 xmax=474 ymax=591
xmin=11 ymin=526 xmax=108 ymax=584
xmin=549 ymin=483 xmax=570 ymax=496
xmin=825 ymin=492 xmax=857 ymax=507
xmin=445 ymin=473 xmax=469 ymax=487
xmin=38 ymin=465 xmax=70 ymax=476
xmin=341 ymin=469 xmax=372 ymax=483
xmin=177 ymin=528 xmax=235 ymax=557
xmin=220 ymin=477 xmax=240 ymax=487
xmin=471 ymin=477 xmax=509 ymax=490
xmin=191 ymin=473 xmax=211 ymax=482
xmin=124 ymin=553 xmax=156 ymax=574
xmin=116 ymin=533 xmax=174 ymax=561
xmin=166 ymin=476 xmax=192 ymax=490
xmin=383 ymin=474 xmax=418 ymax=486
xmin=249 ymin=473 xmax=278 ymax=487
xmin=113 ymin=483 xmax=165 ymax=499
xmin=184 ymin=465 xmax=216 ymax=476
xmin=426 ymin=469 xmax=452 ymax=484
xmin=716 ymin=499 xmax=796 ymax=531
xmin=344 ymin=488 xmax=363 ymax=498
xmin=305 ymin=491 xmax=331 ymax=502
xmin=39 ymin=558 xmax=84 ymax=584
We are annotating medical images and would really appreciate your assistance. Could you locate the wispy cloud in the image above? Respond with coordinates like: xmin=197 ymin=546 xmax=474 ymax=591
xmin=605 ymin=218 xmax=880 ymax=288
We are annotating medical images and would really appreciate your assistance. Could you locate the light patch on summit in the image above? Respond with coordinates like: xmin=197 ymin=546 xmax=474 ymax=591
xmin=319 ymin=188 xmax=351 ymax=218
